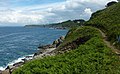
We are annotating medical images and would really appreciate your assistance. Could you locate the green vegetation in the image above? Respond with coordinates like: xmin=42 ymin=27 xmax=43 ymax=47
xmin=57 ymin=26 xmax=102 ymax=50
xmin=64 ymin=26 xmax=101 ymax=43
xmin=13 ymin=27 xmax=120 ymax=74
xmin=106 ymin=1 xmax=117 ymax=7
xmin=47 ymin=20 xmax=85 ymax=28
xmin=25 ymin=19 xmax=85 ymax=28
xmin=86 ymin=2 xmax=120 ymax=49
xmin=13 ymin=2 xmax=120 ymax=74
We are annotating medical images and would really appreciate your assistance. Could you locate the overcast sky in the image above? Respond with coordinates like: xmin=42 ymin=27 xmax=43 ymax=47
xmin=0 ymin=0 xmax=118 ymax=26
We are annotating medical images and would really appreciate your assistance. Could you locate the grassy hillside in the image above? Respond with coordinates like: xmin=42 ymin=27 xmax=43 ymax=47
xmin=13 ymin=27 xmax=120 ymax=74
xmin=86 ymin=2 xmax=120 ymax=49
xmin=55 ymin=26 xmax=102 ymax=53
xmin=47 ymin=20 xmax=85 ymax=28
xmin=25 ymin=19 xmax=85 ymax=28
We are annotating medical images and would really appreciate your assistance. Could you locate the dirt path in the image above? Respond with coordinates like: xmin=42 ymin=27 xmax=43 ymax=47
xmin=98 ymin=29 xmax=120 ymax=55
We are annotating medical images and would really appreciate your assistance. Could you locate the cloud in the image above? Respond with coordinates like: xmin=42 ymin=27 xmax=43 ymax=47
xmin=84 ymin=8 xmax=92 ymax=15
xmin=0 ymin=0 xmax=118 ymax=26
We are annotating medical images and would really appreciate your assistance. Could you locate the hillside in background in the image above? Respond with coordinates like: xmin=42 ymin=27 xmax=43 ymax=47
xmin=25 ymin=19 xmax=85 ymax=29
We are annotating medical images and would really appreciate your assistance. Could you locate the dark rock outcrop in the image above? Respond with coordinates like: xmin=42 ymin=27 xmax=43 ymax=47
xmin=38 ymin=36 xmax=65 ymax=50
xmin=38 ymin=44 xmax=54 ymax=49
xmin=0 ymin=70 xmax=2 ymax=74
xmin=13 ymin=62 xmax=24 ymax=67
xmin=52 ymin=36 xmax=65 ymax=47
xmin=1 ymin=69 xmax=10 ymax=74
xmin=53 ymin=36 xmax=91 ymax=54
xmin=52 ymin=39 xmax=59 ymax=47
xmin=35 ymin=36 xmax=65 ymax=56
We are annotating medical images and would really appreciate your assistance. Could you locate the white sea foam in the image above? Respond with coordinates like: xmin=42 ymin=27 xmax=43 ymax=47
xmin=0 ymin=54 xmax=34 ymax=71
xmin=7 ymin=57 xmax=25 ymax=66
xmin=8 ymin=54 xmax=34 ymax=66
xmin=0 ymin=66 xmax=5 ymax=71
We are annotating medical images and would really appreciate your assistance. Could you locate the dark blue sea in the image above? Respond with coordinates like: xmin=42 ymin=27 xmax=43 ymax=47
xmin=0 ymin=27 xmax=68 ymax=70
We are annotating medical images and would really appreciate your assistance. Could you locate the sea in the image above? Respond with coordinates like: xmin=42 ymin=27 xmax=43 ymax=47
xmin=0 ymin=27 xmax=68 ymax=70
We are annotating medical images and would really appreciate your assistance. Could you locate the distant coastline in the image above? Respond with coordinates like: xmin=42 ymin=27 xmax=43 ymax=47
xmin=24 ymin=19 xmax=85 ymax=29
xmin=25 ymin=25 xmax=67 ymax=30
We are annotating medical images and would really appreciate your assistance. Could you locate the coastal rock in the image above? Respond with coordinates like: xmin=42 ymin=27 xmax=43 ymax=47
xmin=22 ymin=59 xmax=28 ymax=63
xmin=55 ymin=27 xmax=66 ymax=30
xmin=34 ymin=48 xmax=56 ymax=59
xmin=13 ymin=62 xmax=24 ymax=67
xmin=22 ymin=56 xmax=33 ymax=62
xmin=34 ymin=52 xmax=39 ymax=57
xmin=34 ymin=50 xmax=44 ymax=56
xmin=1 ymin=69 xmax=10 ymax=74
xmin=5 ymin=65 xmax=16 ymax=74
xmin=52 ymin=39 xmax=59 ymax=47
xmin=5 ymin=66 xmax=10 ymax=70
xmin=38 ymin=36 xmax=65 ymax=50
xmin=38 ymin=44 xmax=54 ymax=49
xmin=60 ymin=36 xmax=65 ymax=41
xmin=56 ymin=39 xmax=61 ymax=47
xmin=34 ymin=46 xmax=55 ymax=57
xmin=52 ymin=39 xmax=59 ymax=45
xmin=25 ymin=56 xmax=33 ymax=60
xmin=0 ymin=70 xmax=2 ymax=74
xmin=56 ymin=38 xmax=64 ymax=47
xmin=52 ymin=36 xmax=65 ymax=48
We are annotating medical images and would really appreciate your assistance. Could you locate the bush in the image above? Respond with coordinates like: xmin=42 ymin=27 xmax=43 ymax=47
xmin=106 ymin=1 xmax=117 ymax=7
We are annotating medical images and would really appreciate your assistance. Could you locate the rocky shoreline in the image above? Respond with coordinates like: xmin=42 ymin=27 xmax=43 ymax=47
xmin=0 ymin=36 xmax=65 ymax=74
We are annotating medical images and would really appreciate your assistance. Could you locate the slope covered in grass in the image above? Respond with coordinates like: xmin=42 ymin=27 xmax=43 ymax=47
xmin=86 ymin=2 xmax=120 ymax=48
xmin=13 ymin=27 xmax=120 ymax=74
xmin=55 ymin=26 xmax=102 ymax=53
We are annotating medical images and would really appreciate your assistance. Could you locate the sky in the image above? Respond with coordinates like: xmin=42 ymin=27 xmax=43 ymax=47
xmin=0 ymin=0 xmax=118 ymax=26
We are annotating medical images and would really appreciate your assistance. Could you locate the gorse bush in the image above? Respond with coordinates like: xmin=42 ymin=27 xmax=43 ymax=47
xmin=106 ymin=1 xmax=117 ymax=7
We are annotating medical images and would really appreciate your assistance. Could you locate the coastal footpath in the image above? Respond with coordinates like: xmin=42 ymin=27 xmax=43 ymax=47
xmin=1 ymin=1 xmax=120 ymax=74
xmin=12 ymin=2 xmax=120 ymax=74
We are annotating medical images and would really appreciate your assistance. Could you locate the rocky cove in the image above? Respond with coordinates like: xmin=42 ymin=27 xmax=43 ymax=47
xmin=0 ymin=36 xmax=65 ymax=74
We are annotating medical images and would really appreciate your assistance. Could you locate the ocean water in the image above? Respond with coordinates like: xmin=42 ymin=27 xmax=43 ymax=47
xmin=0 ymin=27 xmax=68 ymax=70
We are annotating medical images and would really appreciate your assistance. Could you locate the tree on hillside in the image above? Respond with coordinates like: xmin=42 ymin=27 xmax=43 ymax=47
xmin=106 ymin=1 xmax=117 ymax=7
